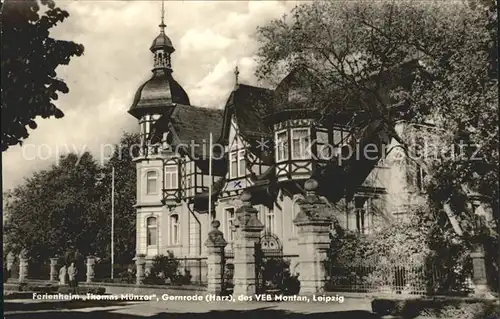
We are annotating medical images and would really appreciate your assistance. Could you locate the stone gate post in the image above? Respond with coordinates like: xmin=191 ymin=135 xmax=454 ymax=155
xmin=50 ymin=257 xmax=59 ymax=281
xmin=470 ymin=246 xmax=495 ymax=299
xmin=294 ymin=179 xmax=332 ymax=294
xmin=205 ymin=220 xmax=227 ymax=295
xmin=86 ymin=256 xmax=96 ymax=283
xmin=18 ymin=249 xmax=29 ymax=283
xmin=135 ymin=254 xmax=146 ymax=285
xmin=232 ymin=191 xmax=264 ymax=296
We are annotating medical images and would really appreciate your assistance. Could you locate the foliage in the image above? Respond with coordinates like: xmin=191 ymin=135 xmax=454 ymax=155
xmin=1 ymin=0 xmax=84 ymax=151
xmin=95 ymin=132 xmax=140 ymax=264
xmin=3 ymin=132 xmax=140 ymax=268
xmin=144 ymin=252 xmax=190 ymax=286
xmin=326 ymin=211 xmax=472 ymax=294
xmin=3 ymin=153 xmax=104 ymax=262
xmin=258 ymin=257 xmax=294 ymax=292
xmin=256 ymin=0 xmax=498 ymax=229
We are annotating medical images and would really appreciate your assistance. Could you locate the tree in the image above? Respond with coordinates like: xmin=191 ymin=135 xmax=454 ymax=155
xmin=1 ymin=0 xmax=84 ymax=152
xmin=3 ymin=132 xmax=140 ymax=270
xmin=96 ymin=132 xmax=140 ymax=264
xmin=4 ymin=152 xmax=104 ymax=264
xmin=255 ymin=0 xmax=497 ymax=237
xmin=256 ymin=0 xmax=498 ymax=292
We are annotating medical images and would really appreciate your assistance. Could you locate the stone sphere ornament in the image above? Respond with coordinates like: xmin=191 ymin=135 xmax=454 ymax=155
xmin=211 ymin=220 xmax=221 ymax=229
xmin=304 ymin=179 xmax=319 ymax=192
xmin=240 ymin=190 xmax=252 ymax=202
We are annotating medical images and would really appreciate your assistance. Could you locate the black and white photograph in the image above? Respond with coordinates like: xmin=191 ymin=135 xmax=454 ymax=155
xmin=1 ymin=0 xmax=499 ymax=318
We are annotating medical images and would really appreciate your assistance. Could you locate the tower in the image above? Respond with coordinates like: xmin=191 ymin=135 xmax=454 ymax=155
xmin=128 ymin=1 xmax=191 ymax=260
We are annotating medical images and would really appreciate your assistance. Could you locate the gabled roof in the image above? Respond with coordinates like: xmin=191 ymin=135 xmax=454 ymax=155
xmin=220 ymin=84 xmax=274 ymax=143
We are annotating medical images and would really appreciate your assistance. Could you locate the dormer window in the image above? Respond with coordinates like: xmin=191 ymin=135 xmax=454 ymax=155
xmin=164 ymin=165 xmax=178 ymax=189
xmin=291 ymin=128 xmax=311 ymax=160
xmin=146 ymin=171 xmax=158 ymax=195
xmin=276 ymin=130 xmax=289 ymax=162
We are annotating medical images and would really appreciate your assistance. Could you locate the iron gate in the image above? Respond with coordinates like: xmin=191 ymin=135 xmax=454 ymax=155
xmin=255 ymin=232 xmax=288 ymax=294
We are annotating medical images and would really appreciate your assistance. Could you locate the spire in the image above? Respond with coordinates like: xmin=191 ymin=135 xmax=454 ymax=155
xmin=159 ymin=0 xmax=166 ymax=32
xmin=150 ymin=0 xmax=174 ymax=70
xmin=292 ymin=4 xmax=305 ymax=67
xmin=234 ymin=65 xmax=240 ymax=87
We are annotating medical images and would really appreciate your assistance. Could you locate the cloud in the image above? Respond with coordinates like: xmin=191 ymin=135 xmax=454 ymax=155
xmin=2 ymin=0 xmax=297 ymax=191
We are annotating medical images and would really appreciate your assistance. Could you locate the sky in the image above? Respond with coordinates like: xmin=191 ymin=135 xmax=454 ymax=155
xmin=2 ymin=0 xmax=303 ymax=192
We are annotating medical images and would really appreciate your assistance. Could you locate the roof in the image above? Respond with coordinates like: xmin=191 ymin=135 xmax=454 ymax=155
xmin=270 ymin=65 xmax=323 ymax=121
xmin=150 ymin=31 xmax=175 ymax=53
xmin=153 ymin=104 xmax=224 ymax=159
xmin=221 ymin=84 xmax=274 ymax=142
xmin=128 ymin=69 xmax=190 ymax=119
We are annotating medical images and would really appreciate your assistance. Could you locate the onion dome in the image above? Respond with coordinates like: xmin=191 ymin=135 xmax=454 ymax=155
xmin=128 ymin=70 xmax=190 ymax=119
xmin=150 ymin=28 xmax=174 ymax=53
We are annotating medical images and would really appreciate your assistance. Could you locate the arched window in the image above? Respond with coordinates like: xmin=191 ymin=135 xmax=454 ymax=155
xmin=147 ymin=217 xmax=157 ymax=246
xmin=170 ymin=214 xmax=180 ymax=245
xmin=146 ymin=171 xmax=158 ymax=194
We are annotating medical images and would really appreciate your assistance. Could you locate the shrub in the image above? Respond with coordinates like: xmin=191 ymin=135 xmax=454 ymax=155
xmin=143 ymin=252 xmax=187 ymax=286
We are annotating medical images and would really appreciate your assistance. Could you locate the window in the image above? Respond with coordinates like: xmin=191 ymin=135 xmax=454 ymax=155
xmin=354 ymin=197 xmax=370 ymax=234
xmin=264 ymin=206 xmax=275 ymax=233
xmin=225 ymin=208 xmax=235 ymax=241
xmin=229 ymin=150 xmax=246 ymax=179
xmin=196 ymin=174 xmax=203 ymax=188
xmin=416 ymin=164 xmax=427 ymax=192
xmin=146 ymin=171 xmax=158 ymax=194
xmin=229 ymin=152 xmax=238 ymax=179
xmin=238 ymin=150 xmax=246 ymax=177
xmin=170 ymin=214 xmax=180 ymax=245
xmin=147 ymin=217 xmax=157 ymax=246
xmin=316 ymin=131 xmax=330 ymax=160
xmin=164 ymin=165 xmax=178 ymax=189
xmin=184 ymin=161 xmax=194 ymax=197
xmin=276 ymin=130 xmax=289 ymax=162
xmin=291 ymin=128 xmax=310 ymax=160
xmin=291 ymin=197 xmax=301 ymax=235
xmin=332 ymin=127 xmax=352 ymax=157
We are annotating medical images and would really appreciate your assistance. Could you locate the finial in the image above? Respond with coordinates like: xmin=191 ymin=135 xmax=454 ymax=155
xmin=234 ymin=65 xmax=240 ymax=86
xmin=159 ymin=0 xmax=166 ymax=32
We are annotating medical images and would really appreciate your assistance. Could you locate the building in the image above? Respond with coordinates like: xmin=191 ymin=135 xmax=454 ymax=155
xmin=127 ymin=9 xmax=429 ymax=267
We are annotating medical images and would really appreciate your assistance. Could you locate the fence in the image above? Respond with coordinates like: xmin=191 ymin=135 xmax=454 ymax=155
xmin=324 ymin=258 xmax=457 ymax=296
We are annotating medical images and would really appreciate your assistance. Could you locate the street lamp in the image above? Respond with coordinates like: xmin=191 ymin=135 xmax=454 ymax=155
xmin=96 ymin=166 xmax=115 ymax=280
